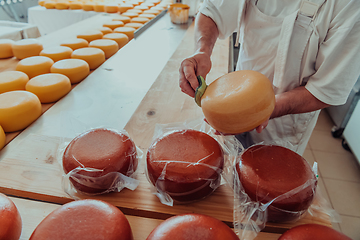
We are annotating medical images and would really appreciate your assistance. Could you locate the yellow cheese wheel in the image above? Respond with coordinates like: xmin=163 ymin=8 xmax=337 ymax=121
xmin=0 ymin=125 xmax=5 ymax=150
xmin=151 ymin=6 xmax=166 ymax=11
xmin=77 ymin=30 xmax=103 ymax=43
xmin=38 ymin=0 xmax=45 ymax=6
xmin=44 ymin=1 xmax=56 ymax=9
xmin=201 ymin=70 xmax=276 ymax=134
xmin=104 ymin=4 xmax=119 ymax=13
xmin=69 ymin=2 xmax=83 ymax=9
xmin=40 ymin=46 xmax=73 ymax=62
xmin=138 ymin=13 xmax=155 ymax=19
xmin=26 ymin=73 xmax=71 ymax=103
xmin=130 ymin=17 xmax=149 ymax=24
xmin=12 ymin=39 xmax=43 ymax=60
xmin=124 ymin=22 xmax=143 ymax=30
xmin=118 ymin=4 xmax=133 ymax=13
xmin=127 ymin=9 xmax=143 ymax=14
xmin=103 ymin=33 xmax=129 ymax=49
xmin=89 ymin=39 xmax=119 ymax=59
xmin=122 ymin=12 xmax=139 ymax=18
xmin=134 ymin=5 xmax=149 ymax=10
xmin=55 ymin=1 xmax=69 ymax=9
xmin=82 ymin=3 xmax=94 ymax=11
xmin=60 ymin=38 xmax=88 ymax=50
xmin=0 ymin=71 xmax=29 ymax=94
xmin=51 ymin=58 xmax=90 ymax=84
xmin=98 ymin=27 xmax=113 ymax=35
xmin=0 ymin=90 xmax=42 ymax=132
xmin=113 ymin=27 xmax=135 ymax=40
xmin=143 ymin=9 xmax=160 ymax=15
xmin=112 ymin=15 xmax=131 ymax=24
xmin=71 ymin=47 xmax=105 ymax=70
xmin=16 ymin=56 xmax=54 ymax=79
xmin=94 ymin=4 xmax=105 ymax=12
xmin=0 ymin=39 xmax=14 ymax=59
xmin=103 ymin=21 xmax=124 ymax=30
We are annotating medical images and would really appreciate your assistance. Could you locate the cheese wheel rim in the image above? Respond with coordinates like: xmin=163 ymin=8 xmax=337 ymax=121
xmin=12 ymin=39 xmax=43 ymax=60
xmin=71 ymin=47 xmax=105 ymax=70
xmin=60 ymin=38 xmax=89 ymax=51
xmin=51 ymin=58 xmax=90 ymax=84
xmin=15 ymin=56 xmax=54 ymax=80
xmin=0 ymin=71 xmax=29 ymax=94
xmin=40 ymin=46 xmax=73 ymax=62
xmin=89 ymin=39 xmax=119 ymax=59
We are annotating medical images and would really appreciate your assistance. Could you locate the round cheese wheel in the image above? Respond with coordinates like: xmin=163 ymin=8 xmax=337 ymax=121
xmin=103 ymin=33 xmax=129 ymax=49
xmin=69 ymin=2 xmax=82 ymax=9
xmin=16 ymin=56 xmax=54 ymax=79
xmin=60 ymin=38 xmax=88 ymax=51
xmin=236 ymin=145 xmax=317 ymax=222
xmin=0 ymin=125 xmax=5 ymax=150
xmin=38 ymin=0 xmax=45 ymax=6
xmin=62 ymin=128 xmax=138 ymax=194
xmin=141 ymin=2 xmax=155 ymax=8
xmin=82 ymin=3 xmax=94 ymax=11
xmin=112 ymin=15 xmax=131 ymax=24
xmin=151 ymin=6 xmax=166 ymax=11
xmin=93 ymin=3 xmax=105 ymax=12
xmin=89 ymin=39 xmax=119 ymax=59
xmin=201 ymin=70 xmax=275 ymax=134
xmin=124 ymin=22 xmax=143 ymax=30
xmin=113 ymin=27 xmax=135 ymax=40
xmin=130 ymin=17 xmax=149 ymax=24
xmin=278 ymin=224 xmax=351 ymax=240
xmin=118 ymin=4 xmax=133 ymax=13
xmin=0 ymin=71 xmax=29 ymax=94
xmin=143 ymin=9 xmax=160 ymax=15
xmin=12 ymin=39 xmax=43 ymax=60
xmin=77 ymin=30 xmax=103 ymax=43
xmin=71 ymin=47 xmax=105 ymax=70
xmin=51 ymin=58 xmax=90 ymax=84
xmin=55 ymin=1 xmax=69 ymax=9
xmin=29 ymin=199 xmax=133 ymax=240
xmin=98 ymin=27 xmax=113 ymax=35
xmin=139 ymin=13 xmax=156 ymax=19
xmin=44 ymin=1 xmax=56 ymax=9
xmin=122 ymin=12 xmax=139 ymax=18
xmin=147 ymin=214 xmax=239 ymax=240
xmin=25 ymin=73 xmax=71 ymax=103
xmin=103 ymin=21 xmax=124 ymax=30
xmin=0 ymin=90 xmax=42 ymax=132
xmin=0 ymin=39 xmax=14 ymax=59
xmin=0 ymin=193 xmax=22 ymax=240
xmin=104 ymin=4 xmax=119 ymax=13
xmin=146 ymin=129 xmax=224 ymax=203
xmin=134 ymin=5 xmax=149 ymax=10
xmin=127 ymin=9 xmax=143 ymax=14
xmin=40 ymin=46 xmax=73 ymax=62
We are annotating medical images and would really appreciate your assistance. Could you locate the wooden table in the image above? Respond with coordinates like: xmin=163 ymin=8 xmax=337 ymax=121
xmin=0 ymin=12 xmax=331 ymax=240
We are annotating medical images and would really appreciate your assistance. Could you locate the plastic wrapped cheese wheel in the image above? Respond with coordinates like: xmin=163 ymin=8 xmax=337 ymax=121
xmin=146 ymin=129 xmax=224 ymax=203
xmin=62 ymin=128 xmax=138 ymax=194
xmin=103 ymin=33 xmax=129 ymax=49
xmin=51 ymin=58 xmax=90 ymax=84
xmin=71 ymin=47 xmax=105 ymax=70
xmin=15 ymin=56 xmax=54 ymax=79
xmin=0 ymin=39 xmax=14 ymax=59
xmin=60 ymin=38 xmax=88 ymax=51
xmin=278 ymin=224 xmax=351 ymax=240
xmin=12 ymin=39 xmax=43 ymax=60
xmin=201 ymin=70 xmax=275 ymax=134
xmin=25 ymin=73 xmax=71 ymax=103
xmin=236 ymin=145 xmax=317 ymax=222
xmin=114 ymin=27 xmax=135 ymax=40
xmin=0 ymin=71 xmax=29 ymax=94
xmin=89 ymin=39 xmax=119 ymax=59
xmin=0 ymin=193 xmax=22 ymax=240
xmin=147 ymin=214 xmax=239 ymax=240
xmin=77 ymin=30 xmax=103 ymax=43
xmin=0 ymin=90 xmax=42 ymax=132
xmin=29 ymin=199 xmax=134 ymax=240
xmin=40 ymin=46 xmax=73 ymax=62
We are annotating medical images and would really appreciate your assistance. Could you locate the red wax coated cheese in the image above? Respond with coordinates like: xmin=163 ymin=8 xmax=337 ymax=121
xmin=147 ymin=213 xmax=239 ymax=240
xmin=278 ymin=224 xmax=351 ymax=240
xmin=0 ymin=193 xmax=22 ymax=240
xmin=62 ymin=128 xmax=137 ymax=194
xmin=30 ymin=199 xmax=133 ymax=240
xmin=146 ymin=129 xmax=224 ymax=203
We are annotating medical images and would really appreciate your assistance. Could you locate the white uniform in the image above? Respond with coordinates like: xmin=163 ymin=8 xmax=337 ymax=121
xmin=200 ymin=0 xmax=360 ymax=155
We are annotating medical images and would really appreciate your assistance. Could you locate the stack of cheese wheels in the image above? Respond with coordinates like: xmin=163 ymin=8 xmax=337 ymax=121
xmin=0 ymin=125 xmax=5 ymax=150
xmin=25 ymin=73 xmax=71 ymax=103
xmin=71 ymin=47 xmax=105 ymax=70
xmin=0 ymin=39 xmax=14 ymax=59
xmin=40 ymin=46 xmax=73 ymax=62
xmin=0 ymin=193 xmax=22 ymax=240
xmin=0 ymin=91 xmax=42 ymax=132
xmin=16 ymin=56 xmax=54 ymax=79
xmin=201 ymin=70 xmax=275 ymax=134
xmin=12 ymin=39 xmax=43 ymax=60
xmin=89 ymin=39 xmax=119 ymax=59
xmin=147 ymin=214 xmax=239 ymax=240
xmin=0 ymin=71 xmax=29 ymax=94
xmin=146 ymin=129 xmax=224 ymax=203
xmin=278 ymin=224 xmax=351 ymax=240
xmin=61 ymin=38 xmax=89 ymax=51
xmin=30 ymin=199 xmax=134 ymax=240
xmin=51 ymin=58 xmax=90 ymax=84
xmin=236 ymin=145 xmax=317 ymax=222
xmin=62 ymin=128 xmax=138 ymax=194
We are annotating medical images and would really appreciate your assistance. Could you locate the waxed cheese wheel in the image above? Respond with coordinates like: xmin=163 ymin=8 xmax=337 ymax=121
xmin=0 ymin=71 xmax=29 ymax=94
xmin=98 ymin=26 xmax=113 ymax=35
xmin=0 ymin=193 xmax=22 ymax=240
xmin=236 ymin=145 xmax=317 ymax=222
xmin=25 ymin=73 xmax=71 ymax=103
xmin=0 ymin=125 xmax=5 ymax=150
xmin=12 ymin=39 xmax=43 ymax=60
xmin=93 ymin=3 xmax=105 ymax=12
xmin=130 ymin=17 xmax=149 ymax=24
xmin=0 ymin=39 xmax=14 ymax=59
xmin=38 ymin=0 xmax=45 ymax=6
xmin=29 ymin=199 xmax=133 ymax=240
xmin=82 ymin=3 xmax=94 ymax=11
xmin=201 ymin=70 xmax=275 ymax=134
xmin=139 ymin=13 xmax=156 ymax=19
xmin=55 ymin=1 xmax=69 ymax=9
xmin=103 ymin=21 xmax=124 ymax=30
xmin=62 ymin=128 xmax=138 ymax=194
xmin=104 ymin=4 xmax=119 ymax=13
xmin=278 ymin=224 xmax=351 ymax=240
xmin=40 ymin=46 xmax=73 ymax=62
xmin=51 ymin=58 xmax=90 ymax=84
xmin=77 ymin=30 xmax=103 ymax=43
xmin=71 ymin=47 xmax=105 ymax=70
xmin=127 ymin=9 xmax=143 ymax=14
xmin=146 ymin=129 xmax=224 ymax=203
xmin=103 ymin=33 xmax=129 ymax=49
xmin=118 ymin=4 xmax=133 ymax=13
xmin=89 ymin=39 xmax=119 ymax=59
xmin=60 ymin=38 xmax=88 ymax=50
xmin=147 ymin=214 xmax=239 ymax=240
xmin=69 ymin=2 xmax=82 ymax=9
xmin=134 ymin=5 xmax=149 ymax=10
xmin=122 ymin=12 xmax=139 ymax=18
xmin=0 ymin=90 xmax=42 ymax=132
xmin=16 ymin=56 xmax=54 ymax=79
xmin=44 ymin=1 xmax=55 ymax=9
xmin=143 ymin=9 xmax=160 ymax=15
xmin=112 ymin=15 xmax=131 ymax=24
xmin=113 ymin=27 xmax=135 ymax=40
xmin=124 ymin=22 xmax=143 ymax=30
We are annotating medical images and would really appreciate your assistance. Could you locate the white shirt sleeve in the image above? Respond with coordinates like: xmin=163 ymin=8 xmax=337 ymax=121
xmin=199 ymin=0 xmax=241 ymax=39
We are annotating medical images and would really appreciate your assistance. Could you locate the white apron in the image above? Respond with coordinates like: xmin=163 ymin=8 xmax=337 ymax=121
xmin=236 ymin=0 xmax=326 ymax=155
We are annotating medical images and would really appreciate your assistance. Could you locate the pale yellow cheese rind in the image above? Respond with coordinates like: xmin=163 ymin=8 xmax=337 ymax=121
xmin=0 ymin=71 xmax=29 ymax=94
xmin=0 ymin=39 xmax=14 ymax=59
xmin=61 ymin=38 xmax=89 ymax=51
xmin=103 ymin=33 xmax=129 ymax=49
xmin=12 ymin=39 xmax=43 ymax=60
xmin=113 ymin=27 xmax=135 ymax=40
xmin=40 ymin=46 xmax=73 ymax=62
xmin=0 ymin=90 xmax=42 ymax=132
xmin=71 ymin=47 xmax=105 ymax=70
xmin=103 ymin=21 xmax=124 ymax=30
xmin=0 ymin=125 xmax=5 ymax=150
xmin=89 ymin=39 xmax=119 ymax=58
xmin=77 ymin=30 xmax=103 ymax=43
xmin=16 ymin=56 xmax=54 ymax=79
xmin=51 ymin=58 xmax=90 ymax=84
